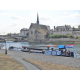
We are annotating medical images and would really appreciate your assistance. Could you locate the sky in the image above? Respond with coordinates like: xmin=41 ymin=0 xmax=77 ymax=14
xmin=0 ymin=0 xmax=80 ymax=35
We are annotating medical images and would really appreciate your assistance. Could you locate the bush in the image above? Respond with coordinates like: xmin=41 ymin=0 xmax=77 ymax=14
xmin=49 ymin=35 xmax=74 ymax=38
xmin=75 ymin=36 xmax=78 ymax=39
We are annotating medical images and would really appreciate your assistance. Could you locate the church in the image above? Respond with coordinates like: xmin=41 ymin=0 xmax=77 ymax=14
xmin=29 ymin=13 xmax=50 ymax=42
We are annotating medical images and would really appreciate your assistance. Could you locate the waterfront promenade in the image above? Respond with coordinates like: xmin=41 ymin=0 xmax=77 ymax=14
xmin=0 ymin=49 xmax=80 ymax=70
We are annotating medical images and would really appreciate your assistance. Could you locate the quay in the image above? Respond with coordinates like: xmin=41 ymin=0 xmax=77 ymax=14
xmin=0 ymin=49 xmax=80 ymax=70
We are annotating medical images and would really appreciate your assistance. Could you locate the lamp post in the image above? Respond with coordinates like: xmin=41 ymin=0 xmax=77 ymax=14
xmin=5 ymin=39 xmax=7 ymax=54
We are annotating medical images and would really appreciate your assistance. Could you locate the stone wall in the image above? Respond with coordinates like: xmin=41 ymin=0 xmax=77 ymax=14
xmin=48 ymin=38 xmax=80 ymax=43
xmin=53 ymin=31 xmax=72 ymax=35
xmin=29 ymin=28 xmax=45 ymax=41
xmin=73 ymin=31 xmax=80 ymax=37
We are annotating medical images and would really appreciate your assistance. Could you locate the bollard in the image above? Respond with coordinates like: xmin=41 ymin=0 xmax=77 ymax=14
xmin=5 ymin=49 xmax=7 ymax=54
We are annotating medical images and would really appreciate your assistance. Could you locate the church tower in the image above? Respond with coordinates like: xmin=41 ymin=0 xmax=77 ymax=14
xmin=36 ymin=13 xmax=39 ymax=26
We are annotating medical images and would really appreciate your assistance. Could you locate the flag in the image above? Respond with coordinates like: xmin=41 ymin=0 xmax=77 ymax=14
xmin=66 ymin=44 xmax=74 ymax=48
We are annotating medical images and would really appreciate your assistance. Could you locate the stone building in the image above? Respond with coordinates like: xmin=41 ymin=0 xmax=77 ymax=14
xmin=72 ymin=28 xmax=80 ymax=37
xmin=19 ymin=28 xmax=29 ymax=37
xmin=29 ymin=13 xmax=50 ymax=42
xmin=11 ymin=33 xmax=19 ymax=37
xmin=53 ymin=25 xmax=72 ymax=35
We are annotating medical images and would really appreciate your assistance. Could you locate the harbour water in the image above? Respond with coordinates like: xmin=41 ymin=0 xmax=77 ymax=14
xmin=0 ymin=41 xmax=80 ymax=58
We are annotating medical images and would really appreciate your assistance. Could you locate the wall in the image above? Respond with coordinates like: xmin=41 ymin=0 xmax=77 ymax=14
xmin=29 ymin=28 xmax=45 ymax=41
xmin=73 ymin=31 xmax=80 ymax=37
xmin=20 ymin=30 xmax=29 ymax=37
xmin=53 ymin=31 xmax=72 ymax=35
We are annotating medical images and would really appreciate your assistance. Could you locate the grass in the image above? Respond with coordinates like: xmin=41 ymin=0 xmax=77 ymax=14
xmin=0 ymin=54 xmax=25 ymax=70
xmin=24 ymin=58 xmax=80 ymax=70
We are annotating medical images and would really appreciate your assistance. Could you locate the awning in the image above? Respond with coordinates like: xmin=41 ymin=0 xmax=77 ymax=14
xmin=58 ymin=45 xmax=66 ymax=49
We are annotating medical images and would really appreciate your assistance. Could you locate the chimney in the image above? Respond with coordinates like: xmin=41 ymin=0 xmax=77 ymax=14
xmin=54 ymin=26 xmax=55 ymax=29
xmin=65 ymin=24 xmax=66 ymax=28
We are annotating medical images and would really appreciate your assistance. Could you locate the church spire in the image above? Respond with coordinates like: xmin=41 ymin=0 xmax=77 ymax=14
xmin=37 ymin=13 xmax=39 ymax=26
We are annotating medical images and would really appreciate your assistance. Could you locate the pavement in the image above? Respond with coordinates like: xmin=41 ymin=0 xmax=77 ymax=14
xmin=0 ymin=49 xmax=80 ymax=70
xmin=0 ymin=49 xmax=40 ymax=70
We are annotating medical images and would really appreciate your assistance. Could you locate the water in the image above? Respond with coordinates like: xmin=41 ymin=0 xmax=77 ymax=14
xmin=0 ymin=41 xmax=80 ymax=58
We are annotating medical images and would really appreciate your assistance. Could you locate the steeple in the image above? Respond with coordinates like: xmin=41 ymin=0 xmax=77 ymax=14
xmin=37 ymin=13 xmax=39 ymax=26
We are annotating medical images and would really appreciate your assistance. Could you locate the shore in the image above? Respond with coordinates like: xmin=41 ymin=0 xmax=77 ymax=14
xmin=0 ymin=49 xmax=80 ymax=69
xmin=0 ymin=38 xmax=80 ymax=43
xmin=27 ymin=38 xmax=80 ymax=43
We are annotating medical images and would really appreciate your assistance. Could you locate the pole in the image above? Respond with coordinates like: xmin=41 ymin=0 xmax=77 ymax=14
xmin=5 ymin=39 xmax=7 ymax=54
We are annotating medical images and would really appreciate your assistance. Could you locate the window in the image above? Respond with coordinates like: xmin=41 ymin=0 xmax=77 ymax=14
xmin=31 ymin=31 xmax=33 ymax=34
xmin=67 ymin=28 xmax=69 ymax=31
xmin=63 ymin=29 xmax=65 ymax=31
xmin=61 ymin=29 xmax=62 ymax=31
xmin=57 ymin=29 xmax=58 ymax=31
xmin=35 ymin=30 xmax=37 ymax=33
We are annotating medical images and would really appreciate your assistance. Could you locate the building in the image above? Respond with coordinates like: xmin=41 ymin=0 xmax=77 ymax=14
xmin=72 ymin=28 xmax=80 ymax=37
xmin=19 ymin=28 xmax=29 ymax=37
xmin=11 ymin=33 xmax=19 ymax=37
xmin=53 ymin=25 xmax=72 ymax=35
xmin=29 ymin=13 xmax=50 ymax=42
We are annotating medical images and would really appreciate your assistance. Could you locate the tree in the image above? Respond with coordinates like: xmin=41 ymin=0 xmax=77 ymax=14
xmin=7 ymin=33 xmax=11 ymax=36
xmin=26 ymin=33 xmax=29 ymax=37
xmin=78 ymin=25 xmax=80 ymax=28
xmin=75 ymin=36 xmax=78 ymax=39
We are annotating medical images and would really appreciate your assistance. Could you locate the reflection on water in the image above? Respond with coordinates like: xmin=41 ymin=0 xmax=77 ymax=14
xmin=0 ymin=41 xmax=80 ymax=58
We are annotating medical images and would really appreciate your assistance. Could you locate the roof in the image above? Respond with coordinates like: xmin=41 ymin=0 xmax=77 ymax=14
xmin=29 ymin=23 xmax=50 ymax=35
xmin=73 ymin=28 xmax=80 ymax=31
xmin=58 ymin=45 xmax=66 ymax=49
xmin=20 ymin=28 xmax=29 ymax=31
xmin=56 ymin=25 xmax=71 ymax=29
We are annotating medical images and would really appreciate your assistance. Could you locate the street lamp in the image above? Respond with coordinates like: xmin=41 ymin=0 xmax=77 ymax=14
xmin=5 ymin=39 xmax=7 ymax=54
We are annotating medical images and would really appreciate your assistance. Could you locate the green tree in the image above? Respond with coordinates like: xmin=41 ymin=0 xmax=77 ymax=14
xmin=26 ymin=33 xmax=29 ymax=37
xmin=75 ymin=36 xmax=78 ymax=39
xmin=7 ymin=33 xmax=11 ymax=36
xmin=78 ymin=25 xmax=80 ymax=28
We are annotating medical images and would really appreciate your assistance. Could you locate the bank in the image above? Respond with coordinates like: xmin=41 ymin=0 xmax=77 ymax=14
xmin=27 ymin=38 xmax=80 ymax=43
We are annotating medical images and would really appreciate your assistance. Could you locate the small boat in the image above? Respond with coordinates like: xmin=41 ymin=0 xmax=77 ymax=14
xmin=9 ymin=46 xmax=22 ymax=51
xmin=22 ymin=48 xmax=29 ymax=52
xmin=22 ymin=46 xmax=45 ymax=53
xmin=22 ymin=44 xmax=74 ymax=57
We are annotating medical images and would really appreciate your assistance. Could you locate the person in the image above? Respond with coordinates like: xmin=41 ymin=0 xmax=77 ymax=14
xmin=66 ymin=50 xmax=70 ymax=56
xmin=66 ymin=51 xmax=68 ymax=56
xmin=51 ymin=48 xmax=54 ymax=55
xmin=68 ymin=50 xmax=70 ymax=56
xmin=57 ymin=49 xmax=61 ymax=55
xmin=61 ymin=49 xmax=63 ymax=55
xmin=29 ymin=50 xmax=30 ymax=54
xmin=51 ymin=48 xmax=54 ymax=50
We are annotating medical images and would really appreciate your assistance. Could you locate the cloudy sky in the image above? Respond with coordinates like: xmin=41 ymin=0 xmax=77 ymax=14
xmin=0 ymin=0 xmax=80 ymax=35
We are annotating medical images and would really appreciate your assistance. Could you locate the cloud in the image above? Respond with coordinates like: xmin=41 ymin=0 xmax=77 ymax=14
xmin=1 ymin=13 xmax=13 ymax=16
xmin=40 ymin=16 xmax=64 ymax=29
xmin=11 ymin=15 xmax=21 ymax=19
xmin=20 ymin=19 xmax=26 ymax=21
xmin=60 ymin=13 xmax=80 ymax=18
xmin=63 ymin=12 xmax=68 ymax=14
xmin=69 ymin=13 xmax=80 ymax=18
xmin=0 ymin=22 xmax=4 ymax=24
xmin=1 ymin=12 xmax=26 ymax=21
xmin=3 ymin=22 xmax=18 ymax=28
